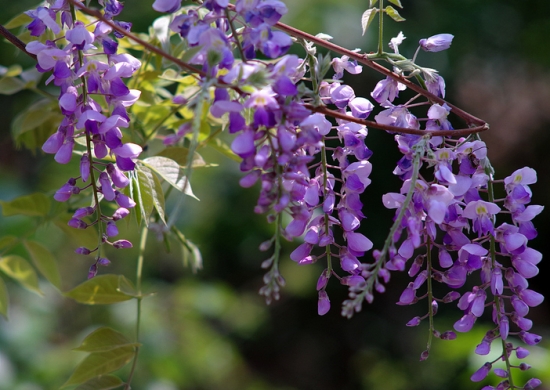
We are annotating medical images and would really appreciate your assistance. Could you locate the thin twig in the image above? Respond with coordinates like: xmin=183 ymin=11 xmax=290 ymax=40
xmin=272 ymin=21 xmax=488 ymax=129
xmin=0 ymin=24 xmax=37 ymax=60
xmin=305 ymin=104 xmax=487 ymax=137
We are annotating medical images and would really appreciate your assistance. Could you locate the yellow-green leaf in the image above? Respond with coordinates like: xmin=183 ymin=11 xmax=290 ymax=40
xmin=61 ymin=347 xmax=135 ymax=388
xmin=361 ymin=8 xmax=378 ymax=36
xmin=0 ymin=255 xmax=42 ymax=295
xmin=64 ymin=275 xmax=134 ymax=305
xmin=0 ymin=277 xmax=8 ymax=318
xmin=157 ymin=147 xmax=207 ymax=168
xmin=0 ymin=193 xmax=50 ymax=217
xmin=385 ymin=5 xmax=406 ymax=22
xmin=135 ymin=168 xmax=155 ymax=224
xmin=24 ymin=240 xmax=62 ymax=289
xmin=141 ymin=157 xmax=198 ymax=200
xmin=74 ymin=327 xmax=139 ymax=353
xmin=368 ymin=0 xmax=379 ymax=7
xmin=3 ymin=13 xmax=32 ymax=29
xmin=388 ymin=0 xmax=403 ymax=8
xmin=75 ymin=375 xmax=124 ymax=390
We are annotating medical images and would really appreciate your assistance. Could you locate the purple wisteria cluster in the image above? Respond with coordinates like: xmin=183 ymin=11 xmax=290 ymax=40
xmin=153 ymin=5 xmax=544 ymax=386
xmin=153 ymin=0 xmax=376 ymax=312
xmin=21 ymin=0 xmax=544 ymax=386
xmin=337 ymin=33 xmax=545 ymax=385
xmin=26 ymin=0 xmax=142 ymax=277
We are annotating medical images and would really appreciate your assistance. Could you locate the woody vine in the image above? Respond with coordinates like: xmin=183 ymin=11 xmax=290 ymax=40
xmin=0 ymin=0 xmax=545 ymax=389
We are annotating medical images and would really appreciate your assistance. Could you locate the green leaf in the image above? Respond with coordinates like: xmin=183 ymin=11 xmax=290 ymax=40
xmin=75 ymin=375 xmax=124 ymax=390
xmin=23 ymin=240 xmax=62 ymax=289
xmin=0 ymin=193 xmax=50 ymax=217
xmin=173 ymin=228 xmax=202 ymax=273
xmin=74 ymin=327 xmax=139 ymax=353
xmin=128 ymin=176 xmax=142 ymax=226
xmin=64 ymin=275 xmax=134 ymax=305
xmin=11 ymin=99 xmax=63 ymax=148
xmin=3 ymin=13 xmax=32 ymax=29
xmin=0 ymin=277 xmax=8 ymax=319
xmin=141 ymin=157 xmax=198 ymax=200
xmin=157 ymin=147 xmax=207 ymax=168
xmin=61 ymin=346 xmax=135 ymax=388
xmin=388 ymin=0 xmax=403 ymax=8
xmin=138 ymin=165 xmax=166 ymax=223
xmin=361 ymin=8 xmax=378 ymax=36
xmin=207 ymin=137 xmax=240 ymax=162
xmin=4 ymin=65 xmax=23 ymax=77
xmin=368 ymin=0 xmax=379 ymax=7
xmin=0 ymin=255 xmax=42 ymax=295
xmin=0 ymin=235 xmax=18 ymax=252
xmin=385 ymin=5 xmax=406 ymax=22
xmin=0 ymin=76 xmax=26 ymax=95
xmin=135 ymin=168 xmax=155 ymax=224
xmin=54 ymin=215 xmax=99 ymax=250
xmin=181 ymin=45 xmax=203 ymax=64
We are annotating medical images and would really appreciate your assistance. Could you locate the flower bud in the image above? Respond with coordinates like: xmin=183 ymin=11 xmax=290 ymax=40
xmin=75 ymin=247 xmax=91 ymax=255
xmin=106 ymin=221 xmax=118 ymax=237
xmin=419 ymin=33 xmax=454 ymax=52
xmin=113 ymin=239 xmax=132 ymax=249
xmin=68 ymin=218 xmax=87 ymax=229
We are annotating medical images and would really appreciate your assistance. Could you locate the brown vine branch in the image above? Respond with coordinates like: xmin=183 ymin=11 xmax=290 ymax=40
xmin=0 ymin=24 xmax=37 ymax=60
xmin=272 ymin=21 xmax=488 ymax=129
xmin=69 ymin=0 xmax=207 ymax=78
xmin=15 ymin=1 xmax=488 ymax=137
xmin=306 ymin=104 xmax=487 ymax=137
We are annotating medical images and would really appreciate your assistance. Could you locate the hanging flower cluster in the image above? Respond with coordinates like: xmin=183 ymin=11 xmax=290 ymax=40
xmin=151 ymin=2 xmax=544 ymax=386
xmin=13 ymin=0 xmax=543 ymax=387
xmin=26 ymin=0 xmax=142 ymax=277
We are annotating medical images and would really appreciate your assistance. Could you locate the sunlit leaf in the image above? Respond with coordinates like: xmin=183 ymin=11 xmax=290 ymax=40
xmin=0 ymin=193 xmax=50 ymax=217
xmin=0 ymin=255 xmax=42 ymax=295
xmin=61 ymin=346 xmax=135 ymax=388
xmin=135 ymin=168 xmax=155 ymax=224
xmin=385 ymin=6 xmax=406 ymax=22
xmin=368 ymin=0 xmax=379 ymax=7
xmin=0 ymin=277 xmax=8 ymax=318
xmin=141 ymin=157 xmax=198 ymax=200
xmin=138 ymin=164 xmax=166 ymax=223
xmin=74 ymin=327 xmax=139 ymax=353
xmin=4 ymin=65 xmax=23 ymax=78
xmin=361 ymin=8 xmax=378 ymax=36
xmin=75 ymin=375 xmax=124 ymax=390
xmin=64 ymin=274 xmax=134 ymax=305
xmin=24 ymin=240 xmax=62 ymax=289
xmin=3 ymin=13 xmax=32 ymax=29
xmin=157 ymin=147 xmax=208 ymax=167
xmin=388 ymin=0 xmax=403 ymax=8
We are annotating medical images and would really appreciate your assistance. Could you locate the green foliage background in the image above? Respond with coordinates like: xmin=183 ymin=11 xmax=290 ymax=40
xmin=0 ymin=0 xmax=549 ymax=389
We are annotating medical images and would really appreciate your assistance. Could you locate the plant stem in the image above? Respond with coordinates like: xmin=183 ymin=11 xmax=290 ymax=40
xmin=124 ymin=223 xmax=148 ymax=390
xmin=377 ymin=0 xmax=384 ymax=55
xmin=487 ymin=179 xmax=515 ymax=388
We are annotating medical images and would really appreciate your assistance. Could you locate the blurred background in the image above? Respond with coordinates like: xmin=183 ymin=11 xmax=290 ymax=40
xmin=0 ymin=0 xmax=549 ymax=389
